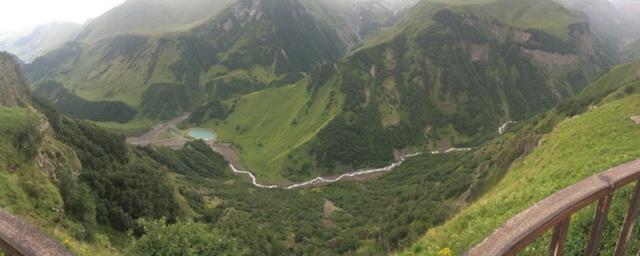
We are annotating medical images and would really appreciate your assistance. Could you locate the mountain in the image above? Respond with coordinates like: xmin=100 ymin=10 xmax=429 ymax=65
xmin=26 ymin=0 xmax=353 ymax=122
xmin=75 ymin=0 xmax=237 ymax=42
xmin=557 ymin=0 xmax=639 ymax=46
xmin=6 ymin=23 xmax=82 ymax=62
xmin=404 ymin=59 xmax=640 ymax=255
xmin=300 ymin=0 xmax=414 ymax=49
xmin=187 ymin=0 xmax=618 ymax=182
xmin=0 ymin=52 xmax=29 ymax=106
xmin=4 ymin=0 xmax=640 ymax=255
xmin=0 ymin=50 xmax=531 ymax=256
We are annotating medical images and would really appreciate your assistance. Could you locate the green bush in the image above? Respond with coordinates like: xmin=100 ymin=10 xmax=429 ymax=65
xmin=127 ymin=218 xmax=245 ymax=256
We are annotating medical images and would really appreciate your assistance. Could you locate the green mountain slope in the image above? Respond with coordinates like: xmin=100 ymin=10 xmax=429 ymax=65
xmin=25 ymin=0 xmax=347 ymax=122
xmin=579 ymin=60 xmax=640 ymax=100
xmin=404 ymin=62 xmax=640 ymax=255
xmin=303 ymin=0 xmax=616 ymax=175
xmin=191 ymin=72 xmax=344 ymax=181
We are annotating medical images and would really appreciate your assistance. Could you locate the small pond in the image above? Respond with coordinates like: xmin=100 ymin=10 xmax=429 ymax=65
xmin=187 ymin=128 xmax=217 ymax=141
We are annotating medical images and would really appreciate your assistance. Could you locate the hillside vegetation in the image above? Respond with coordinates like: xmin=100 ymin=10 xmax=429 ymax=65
xmin=194 ymin=75 xmax=344 ymax=181
xmin=405 ymin=67 xmax=640 ymax=255
xmin=288 ymin=0 xmax=615 ymax=179
xmin=579 ymin=60 xmax=640 ymax=100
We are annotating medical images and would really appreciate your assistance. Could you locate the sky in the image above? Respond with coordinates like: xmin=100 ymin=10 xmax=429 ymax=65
xmin=0 ymin=0 xmax=126 ymax=32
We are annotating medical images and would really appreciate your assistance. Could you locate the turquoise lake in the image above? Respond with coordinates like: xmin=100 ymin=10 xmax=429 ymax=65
xmin=187 ymin=128 xmax=216 ymax=141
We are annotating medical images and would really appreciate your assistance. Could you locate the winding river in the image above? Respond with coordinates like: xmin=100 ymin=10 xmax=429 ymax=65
xmin=128 ymin=114 xmax=484 ymax=189
xmin=219 ymin=147 xmax=473 ymax=190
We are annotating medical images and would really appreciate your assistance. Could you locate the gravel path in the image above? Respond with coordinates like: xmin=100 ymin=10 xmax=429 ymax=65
xmin=126 ymin=113 xmax=190 ymax=148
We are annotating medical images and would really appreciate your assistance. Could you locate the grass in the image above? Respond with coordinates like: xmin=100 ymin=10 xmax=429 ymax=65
xmin=0 ymin=106 xmax=38 ymax=134
xmin=404 ymin=93 xmax=640 ymax=255
xmin=0 ymin=106 xmax=121 ymax=256
xmin=579 ymin=61 xmax=640 ymax=100
xmin=203 ymin=77 xmax=344 ymax=181
xmin=39 ymin=37 xmax=181 ymax=109
xmin=0 ymin=107 xmax=52 ymax=231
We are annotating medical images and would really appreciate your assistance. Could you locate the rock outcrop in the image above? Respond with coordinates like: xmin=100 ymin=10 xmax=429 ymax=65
xmin=0 ymin=52 xmax=29 ymax=107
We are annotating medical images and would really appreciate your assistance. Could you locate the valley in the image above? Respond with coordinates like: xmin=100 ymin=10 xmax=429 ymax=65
xmin=125 ymin=108 xmax=474 ymax=189
xmin=1 ymin=0 xmax=640 ymax=255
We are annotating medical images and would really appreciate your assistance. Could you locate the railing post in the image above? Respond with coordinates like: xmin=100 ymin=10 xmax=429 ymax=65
xmin=550 ymin=218 xmax=571 ymax=256
xmin=614 ymin=180 xmax=640 ymax=256
xmin=585 ymin=194 xmax=613 ymax=256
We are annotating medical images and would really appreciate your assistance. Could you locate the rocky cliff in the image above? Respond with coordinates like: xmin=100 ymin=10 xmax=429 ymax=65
xmin=0 ymin=52 xmax=29 ymax=107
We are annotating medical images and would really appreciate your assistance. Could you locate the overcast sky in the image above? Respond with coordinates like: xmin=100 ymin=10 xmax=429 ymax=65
xmin=0 ymin=0 xmax=125 ymax=32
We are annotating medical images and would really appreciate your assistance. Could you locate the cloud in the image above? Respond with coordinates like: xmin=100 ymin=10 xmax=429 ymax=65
xmin=0 ymin=0 xmax=125 ymax=31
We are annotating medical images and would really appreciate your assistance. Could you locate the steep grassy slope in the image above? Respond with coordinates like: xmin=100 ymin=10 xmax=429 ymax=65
xmin=404 ymin=75 xmax=640 ymax=255
xmin=194 ymin=75 xmax=343 ymax=181
xmin=579 ymin=60 xmax=640 ymax=100
xmin=26 ymin=36 xmax=182 ymax=109
xmin=33 ymin=80 xmax=138 ymax=123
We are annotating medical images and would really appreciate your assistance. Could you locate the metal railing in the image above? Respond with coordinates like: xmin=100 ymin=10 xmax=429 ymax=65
xmin=467 ymin=159 xmax=640 ymax=256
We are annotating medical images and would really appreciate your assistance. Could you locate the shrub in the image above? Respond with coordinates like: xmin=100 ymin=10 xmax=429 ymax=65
xmin=127 ymin=218 xmax=245 ymax=256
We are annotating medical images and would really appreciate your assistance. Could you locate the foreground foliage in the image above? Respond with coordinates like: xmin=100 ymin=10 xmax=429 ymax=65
xmin=127 ymin=219 xmax=244 ymax=256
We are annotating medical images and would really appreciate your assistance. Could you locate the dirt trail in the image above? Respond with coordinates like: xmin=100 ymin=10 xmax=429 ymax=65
xmin=126 ymin=113 xmax=190 ymax=148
